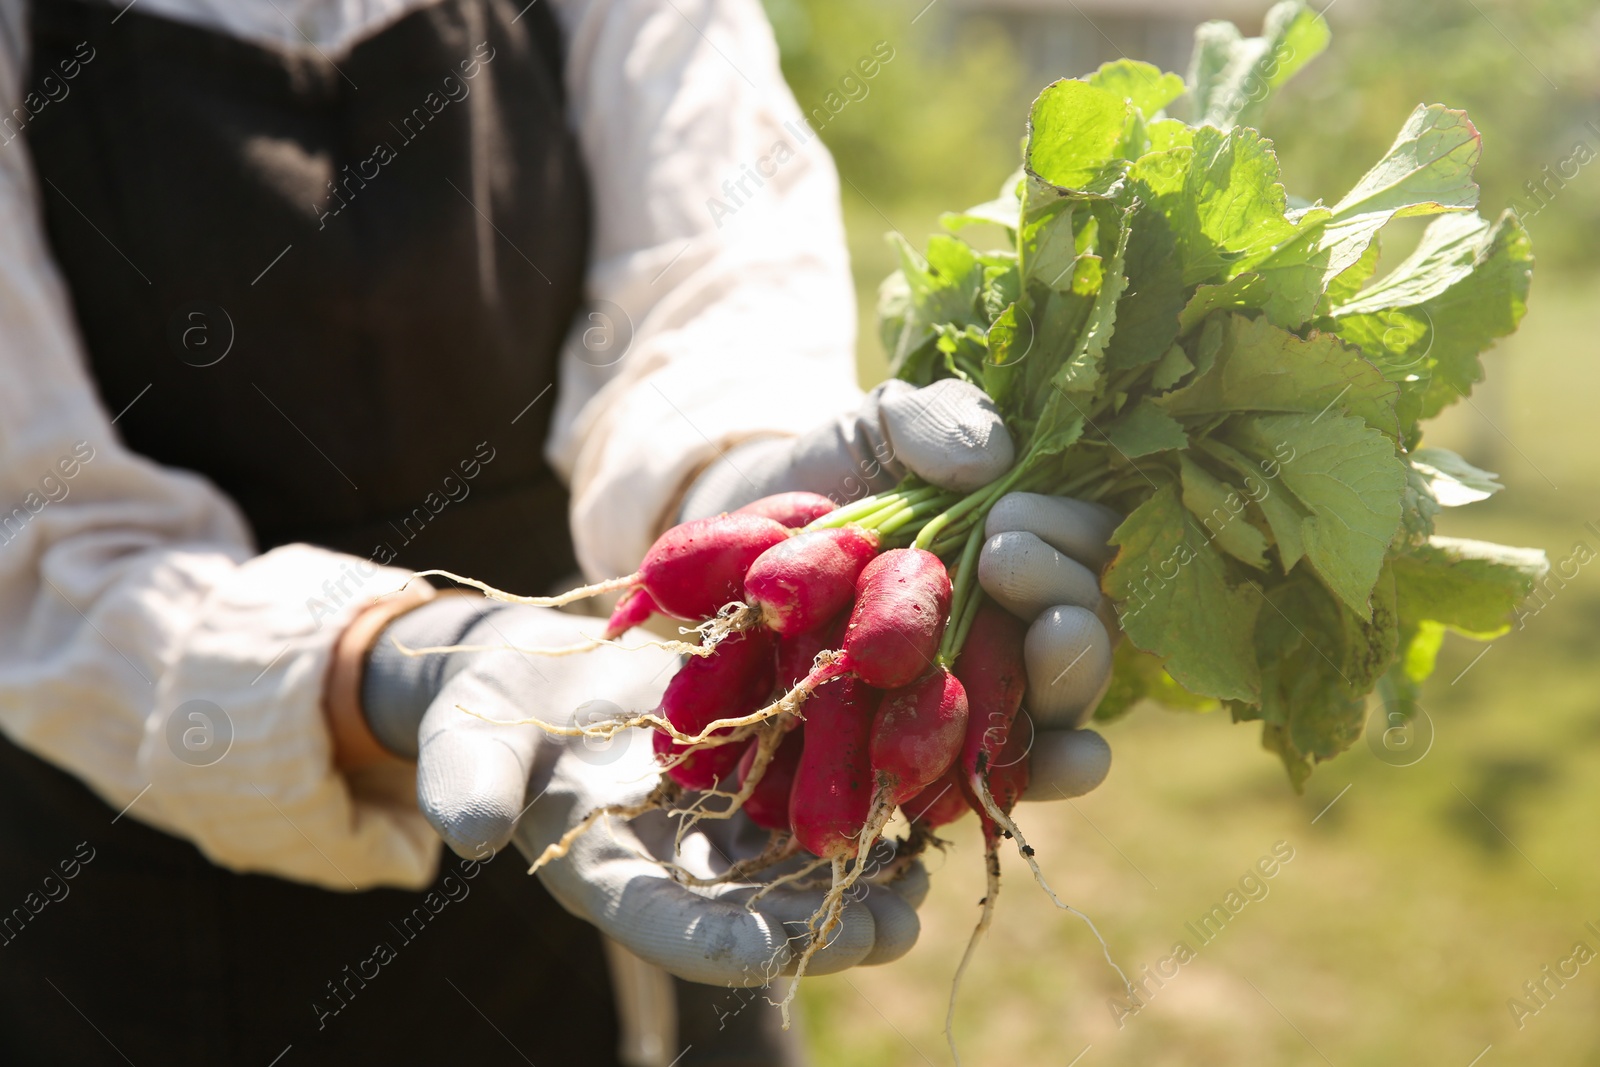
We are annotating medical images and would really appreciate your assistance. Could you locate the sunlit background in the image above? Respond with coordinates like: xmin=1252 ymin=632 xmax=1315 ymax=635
xmin=762 ymin=1 xmax=1600 ymax=1063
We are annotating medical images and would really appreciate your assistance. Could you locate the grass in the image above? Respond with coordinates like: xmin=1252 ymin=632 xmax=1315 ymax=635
xmin=796 ymin=217 xmax=1600 ymax=1064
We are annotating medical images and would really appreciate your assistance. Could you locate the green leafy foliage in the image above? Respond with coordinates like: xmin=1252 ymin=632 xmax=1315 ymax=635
xmin=1187 ymin=1 xmax=1330 ymax=130
xmin=1088 ymin=59 xmax=1186 ymax=119
xmin=875 ymin=2 xmax=1546 ymax=788
xmin=1158 ymin=314 xmax=1400 ymax=437
xmin=1104 ymin=485 xmax=1264 ymax=703
xmin=1326 ymin=211 xmax=1533 ymax=439
xmin=1106 ymin=403 xmax=1188 ymax=459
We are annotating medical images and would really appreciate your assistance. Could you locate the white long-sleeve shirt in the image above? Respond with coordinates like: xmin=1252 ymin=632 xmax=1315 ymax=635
xmin=0 ymin=0 xmax=860 ymax=890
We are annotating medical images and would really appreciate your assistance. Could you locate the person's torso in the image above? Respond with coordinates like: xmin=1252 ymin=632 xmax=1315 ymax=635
xmin=1 ymin=2 xmax=622 ymax=1062
xmin=26 ymin=0 xmax=590 ymax=594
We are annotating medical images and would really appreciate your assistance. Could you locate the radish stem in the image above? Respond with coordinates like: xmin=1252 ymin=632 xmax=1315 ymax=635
xmin=807 ymin=486 xmax=933 ymax=532
xmin=940 ymin=520 xmax=990 ymax=663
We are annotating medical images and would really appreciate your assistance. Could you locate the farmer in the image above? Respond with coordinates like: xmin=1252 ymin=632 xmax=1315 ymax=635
xmin=0 ymin=0 xmax=1114 ymax=1063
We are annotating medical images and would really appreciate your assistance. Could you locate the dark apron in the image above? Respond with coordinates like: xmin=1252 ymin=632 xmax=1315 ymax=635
xmin=2 ymin=1 xmax=796 ymax=1063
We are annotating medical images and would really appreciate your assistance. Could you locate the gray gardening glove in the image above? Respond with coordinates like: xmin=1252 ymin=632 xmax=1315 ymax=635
xmin=977 ymin=492 xmax=1122 ymax=802
xmin=362 ymin=598 xmax=925 ymax=985
xmin=680 ymin=378 xmax=1015 ymax=518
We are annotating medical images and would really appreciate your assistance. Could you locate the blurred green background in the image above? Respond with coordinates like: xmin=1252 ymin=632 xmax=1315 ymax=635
xmin=760 ymin=1 xmax=1600 ymax=1063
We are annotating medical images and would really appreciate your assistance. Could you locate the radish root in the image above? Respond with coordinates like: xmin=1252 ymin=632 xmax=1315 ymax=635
xmin=945 ymin=839 xmax=1001 ymax=1067
xmin=670 ymin=721 xmax=787 ymax=849
xmin=390 ymin=634 xmax=712 ymax=659
xmin=778 ymin=855 xmax=849 ymax=1028
xmin=695 ymin=601 xmax=759 ymax=649
xmin=408 ymin=568 xmax=639 ymax=607
xmin=465 ymin=652 xmax=842 ymax=746
xmin=777 ymin=792 xmax=898 ymax=1028
xmin=746 ymin=856 xmax=831 ymax=909
xmin=970 ymin=774 xmax=1132 ymax=996
xmin=454 ymin=704 xmax=771 ymax=749
xmin=525 ymin=781 xmax=678 ymax=875
xmin=680 ymin=654 xmax=844 ymax=741
xmin=662 ymin=833 xmax=801 ymax=888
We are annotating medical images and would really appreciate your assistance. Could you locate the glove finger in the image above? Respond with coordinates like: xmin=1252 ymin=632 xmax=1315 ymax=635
xmin=985 ymin=492 xmax=1121 ymax=572
xmin=521 ymin=775 xmax=835 ymax=987
xmin=745 ymin=382 xmax=915 ymax=511
xmin=416 ymin=670 xmax=548 ymax=858
xmin=541 ymin=848 xmax=796 ymax=987
xmin=1022 ymin=728 xmax=1112 ymax=801
xmin=855 ymin=882 xmax=920 ymax=966
xmin=1024 ymin=606 xmax=1113 ymax=727
xmin=854 ymin=854 xmax=929 ymax=966
xmin=733 ymin=885 xmax=878 ymax=977
xmin=978 ymin=531 xmax=1102 ymax=621
xmin=882 ymin=856 xmax=931 ymax=910
xmin=418 ymin=631 xmax=676 ymax=859
xmin=882 ymin=378 xmax=1015 ymax=493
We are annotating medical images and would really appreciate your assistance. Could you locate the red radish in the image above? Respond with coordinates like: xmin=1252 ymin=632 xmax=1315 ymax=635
xmin=789 ymin=677 xmax=879 ymax=859
xmin=954 ymin=602 xmax=1029 ymax=784
xmin=735 ymin=491 xmax=837 ymax=528
xmin=784 ymin=666 xmax=967 ymax=1013
xmin=639 ymin=513 xmax=791 ymax=621
xmin=838 ymin=549 xmax=952 ymax=689
xmin=744 ymin=526 xmax=879 ymax=634
xmin=602 ymin=586 xmax=660 ymax=640
xmin=653 ymin=729 xmax=745 ymax=792
xmin=941 ymin=611 xmax=1032 ymax=1047
xmin=737 ymin=726 xmax=805 ymax=833
xmin=415 ymin=512 xmax=790 ymax=620
xmin=870 ymin=668 xmax=970 ymax=806
xmin=654 ymin=629 xmax=776 ymax=790
xmin=905 ymin=767 xmax=970 ymax=828
xmin=602 ymin=506 xmax=842 ymax=638
xmin=672 ymin=549 xmax=952 ymax=747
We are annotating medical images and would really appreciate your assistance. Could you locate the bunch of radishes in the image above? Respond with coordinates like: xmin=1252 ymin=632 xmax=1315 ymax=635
xmin=412 ymin=468 xmax=1131 ymax=1050
xmin=592 ymin=491 xmax=1035 ymax=858
xmin=437 ymin=485 xmax=1087 ymax=1021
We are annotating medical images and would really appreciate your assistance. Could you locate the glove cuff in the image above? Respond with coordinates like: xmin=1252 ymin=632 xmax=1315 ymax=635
xmin=361 ymin=595 xmax=504 ymax=759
